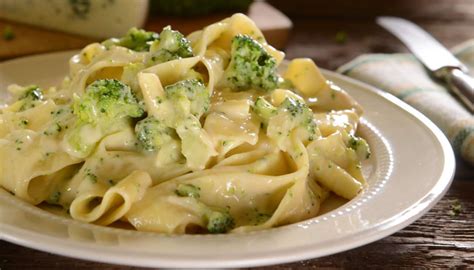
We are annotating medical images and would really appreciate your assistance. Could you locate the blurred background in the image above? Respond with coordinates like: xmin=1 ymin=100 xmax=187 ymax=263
xmin=0 ymin=0 xmax=473 ymax=69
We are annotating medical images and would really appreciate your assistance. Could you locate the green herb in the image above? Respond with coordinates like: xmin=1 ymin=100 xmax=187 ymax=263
xmin=448 ymin=199 xmax=462 ymax=216
xmin=85 ymin=169 xmax=98 ymax=184
xmin=206 ymin=211 xmax=234 ymax=233
xmin=14 ymin=138 xmax=23 ymax=150
xmin=348 ymin=136 xmax=360 ymax=150
xmin=19 ymin=85 xmax=43 ymax=111
xmin=52 ymin=108 xmax=64 ymax=116
xmin=253 ymin=211 xmax=271 ymax=225
xmin=175 ymin=183 xmax=200 ymax=198
xmin=227 ymin=186 xmax=236 ymax=195
xmin=335 ymin=31 xmax=347 ymax=44
xmin=55 ymin=122 xmax=63 ymax=132
xmin=69 ymin=0 xmax=91 ymax=19
xmin=19 ymin=119 xmax=29 ymax=127
xmin=3 ymin=26 xmax=15 ymax=41
xmin=50 ymin=191 xmax=61 ymax=203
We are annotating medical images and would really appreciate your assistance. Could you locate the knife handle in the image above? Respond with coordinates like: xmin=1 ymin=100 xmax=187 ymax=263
xmin=444 ymin=68 xmax=474 ymax=113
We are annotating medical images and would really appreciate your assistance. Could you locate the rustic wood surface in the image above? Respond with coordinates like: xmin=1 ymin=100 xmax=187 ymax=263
xmin=1 ymin=0 xmax=474 ymax=269
xmin=0 ymin=2 xmax=291 ymax=59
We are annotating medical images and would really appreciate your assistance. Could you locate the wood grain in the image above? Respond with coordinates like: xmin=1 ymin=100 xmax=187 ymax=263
xmin=0 ymin=21 xmax=95 ymax=60
xmin=0 ymin=2 xmax=291 ymax=60
xmin=268 ymin=0 xmax=474 ymax=21
xmin=284 ymin=19 xmax=474 ymax=70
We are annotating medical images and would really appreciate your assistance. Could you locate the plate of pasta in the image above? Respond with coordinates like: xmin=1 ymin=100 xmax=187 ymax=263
xmin=0 ymin=14 xmax=454 ymax=268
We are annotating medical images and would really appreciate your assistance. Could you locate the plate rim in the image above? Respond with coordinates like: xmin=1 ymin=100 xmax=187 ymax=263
xmin=0 ymin=51 xmax=456 ymax=268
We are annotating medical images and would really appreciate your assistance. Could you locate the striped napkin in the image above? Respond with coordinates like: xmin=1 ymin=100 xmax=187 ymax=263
xmin=338 ymin=39 xmax=474 ymax=166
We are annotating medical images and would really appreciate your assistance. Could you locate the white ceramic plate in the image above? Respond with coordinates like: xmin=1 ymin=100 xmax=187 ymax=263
xmin=0 ymin=51 xmax=455 ymax=268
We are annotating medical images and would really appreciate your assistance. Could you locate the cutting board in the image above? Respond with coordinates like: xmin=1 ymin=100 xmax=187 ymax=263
xmin=0 ymin=2 xmax=292 ymax=60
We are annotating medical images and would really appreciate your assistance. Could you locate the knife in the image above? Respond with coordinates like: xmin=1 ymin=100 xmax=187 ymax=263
xmin=376 ymin=16 xmax=474 ymax=113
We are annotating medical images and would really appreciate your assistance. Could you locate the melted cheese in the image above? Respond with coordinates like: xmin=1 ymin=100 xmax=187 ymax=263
xmin=0 ymin=13 xmax=369 ymax=234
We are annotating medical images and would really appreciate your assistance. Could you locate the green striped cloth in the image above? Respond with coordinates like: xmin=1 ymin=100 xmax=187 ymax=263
xmin=338 ymin=39 xmax=474 ymax=165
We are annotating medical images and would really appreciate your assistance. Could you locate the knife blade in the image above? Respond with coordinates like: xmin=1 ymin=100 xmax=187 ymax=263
xmin=376 ymin=16 xmax=474 ymax=113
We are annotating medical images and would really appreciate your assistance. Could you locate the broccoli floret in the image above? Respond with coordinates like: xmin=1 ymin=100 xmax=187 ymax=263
xmin=175 ymin=183 xmax=200 ymax=198
xmin=254 ymin=97 xmax=317 ymax=142
xmin=65 ymin=79 xmax=144 ymax=157
xmin=148 ymin=26 xmax=193 ymax=64
xmin=135 ymin=116 xmax=176 ymax=151
xmin=205 ymin=210 xmax=234 ymax=234
xmin=254 ymin=97 xmax=313 ymax=124
xmin=131 ymin=78 xmax=213 ymax=168
xmin=165 ymin=79 xmax=210 ymax=118
xmin=159 ymin=80 xmax=216 ymax=170
xmin=223 ymin=34 xmax=279 ymax=91
xmin=252 ymin=97 xmax=276 ymax=126
xmin=20 ymin=85 xmax=43 ymax=100
xmin=73 ymin=79 xmax=144 ymax=124
xmin=281 ymin=98 xmax=313 ymax=119
xmin=279 ymin=97 xmax=317 ymax=138
xmin=173 ymin=186 xmax=234 ymax=233
xmin=18 ymin=85 xmax=44 ymax=111
xmin=348 ymin=134 xmax=371 ymax=160
xmin=103 ymin=28 xmax=159 ymax=52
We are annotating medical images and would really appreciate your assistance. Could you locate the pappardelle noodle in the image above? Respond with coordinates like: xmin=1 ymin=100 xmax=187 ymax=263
xmin=0 ymin=14 xmax=370 ymax=234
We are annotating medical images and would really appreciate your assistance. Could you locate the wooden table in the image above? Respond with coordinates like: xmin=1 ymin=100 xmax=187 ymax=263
xmin=1 ymin=1 xmax=473 ymax=268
